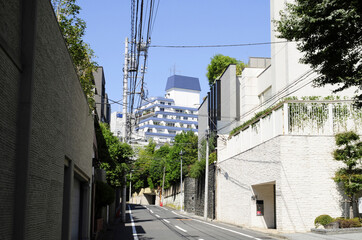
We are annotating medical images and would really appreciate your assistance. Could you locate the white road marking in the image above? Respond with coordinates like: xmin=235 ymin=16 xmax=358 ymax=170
xmin=163 ymin=219 xmax=170 ymax=223
xmin=171 ymin=210 xmax=262 ymax=240
xmin=175 ymin=225 xmax=187 ymax=232
xmin=128 ymin=205 xmax=139 ymax=240
xmin=150 ymin=210 xmax=154 ymax=213
xmin=155 ymin=214 xmax=160 ymax=218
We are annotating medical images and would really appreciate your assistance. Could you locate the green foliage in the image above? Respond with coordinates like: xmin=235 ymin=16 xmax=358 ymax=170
xmin=189 ymin=159 xmax=206 ymax=179
xmin=333 ymin=131 xmax=362 ymax=216
xmin=131 ymin=131 xmax=199 ymax=191
xmin=97 ymin=122 xmax=133 ymax=187
xmin=95 ymin=181 xmax=115 ymax=208
xmin=314 ymin=214 xmax=334 ymax=228
xmin=276 ymin=0 xmax=362 ymax=107
xmin=206 ymin=54 xmax=246 ymax=88
xmin=335 ymin=217 xmax=362 ymax=228
xmin=51 ymin=0 xmax=98 ymax=110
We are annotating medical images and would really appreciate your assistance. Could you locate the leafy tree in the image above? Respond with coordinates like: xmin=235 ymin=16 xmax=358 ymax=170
xmin=131 ymin=140 xmax=156 ymax=191
xmin=206 ymin=54 xmax=246 ymax=88
xmin=131 ymin=131 xmax=199 ymax=191
xmin=97 ymin=122 xmax=133 ymax=187
xmin=276 ymin=0 xmax=362 ymax=106
xmin=51 ymin=0 xmax=98 ymax=109
xmin=149 ymin=144 xmax=171 ymax=189
xmin=333 ymin=131 xmax=362 ymax=218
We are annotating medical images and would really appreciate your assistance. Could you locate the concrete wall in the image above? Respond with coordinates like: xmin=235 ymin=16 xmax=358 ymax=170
xmin=216 ymin=135 xmax=345 ymax=232
xmin=166 ymin=88 xmax=200 ymax=108
xmin=0 ymin=1 xmax=94 ymax=239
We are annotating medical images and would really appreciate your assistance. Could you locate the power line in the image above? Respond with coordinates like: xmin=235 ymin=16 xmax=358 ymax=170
xmin=149 ymin=40 xmax=292 ymax=48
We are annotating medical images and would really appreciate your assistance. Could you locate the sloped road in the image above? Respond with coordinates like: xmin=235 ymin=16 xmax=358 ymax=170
xmin=116 ymin=204 xmax=277 ymax=240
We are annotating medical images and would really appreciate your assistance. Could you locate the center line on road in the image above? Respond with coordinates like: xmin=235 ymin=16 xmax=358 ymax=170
xmin=175 ymin=225 xmax=187 ymax=232
xmin=128 ymin=205 xmax=139 ymax=240
xmin=155 ymin=214 xmax=160 ymax=218
xmin=150 ymin=210 xmax=154 ymax=213
xmin=163 ymin=219 xmax=170 ymax=223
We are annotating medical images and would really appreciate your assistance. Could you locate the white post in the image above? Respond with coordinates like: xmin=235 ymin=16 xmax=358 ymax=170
xmin=122 ymin=37 xmax=128 ymax=142
xmin=328 ymin=103 xmax=334 ymax=134
xmin=129 ymin=171 xmax=132 ymax=203
xmin=272 ymin=109 xmax=276 ymax=137
xmin=204 ymin=129 xmax=209 ymax=221
xmin=162 ymin=166 xmax=165 ymax=206
xmin=122 ymin=175 xmax=126 ymax=222
xmin=283 ymin=102 xmax=289 ymax=135
xmin=180 ymin=150 xmax=183 ymax=211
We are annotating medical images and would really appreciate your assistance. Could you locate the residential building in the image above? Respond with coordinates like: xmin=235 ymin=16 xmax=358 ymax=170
xmin=110 ymin=111 xmax=124 ymax=140
xmin=199 ymin=0 xmax=361 ymax=233
xmin=94 ymin=67 xmax=111 ymax=124
xmin=135 ymin=75 xmax=200 ymax=144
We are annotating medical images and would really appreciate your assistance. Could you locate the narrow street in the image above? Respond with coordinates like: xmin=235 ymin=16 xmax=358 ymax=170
xmin=113 ymin=204 xmax=276 ymax=240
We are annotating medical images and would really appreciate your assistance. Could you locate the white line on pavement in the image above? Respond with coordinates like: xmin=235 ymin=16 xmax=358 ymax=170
xmin=192 ymin=218 xmax=262 ymax=240
xmin=175 ymin=225 xmax=187 ymax=232
xmin=155 ymin=214 xmax=160 ymax=218
xmin=163 ymin=219 xmax=170 ymax=223
xmin=171 ymin=210 xmax=262 ymax=240
xmin=150 ymin=210 xmax=154 ymax=213
xmin=128 ymin=205 xmax=139 ymax=240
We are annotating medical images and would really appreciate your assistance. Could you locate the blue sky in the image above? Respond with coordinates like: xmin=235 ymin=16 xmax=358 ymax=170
xmin=79 ymin=0 xmax=271 ymax=113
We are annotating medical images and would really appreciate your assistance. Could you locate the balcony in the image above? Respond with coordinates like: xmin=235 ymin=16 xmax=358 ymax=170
xmin=226 ymin=100 xmax=362 ymax=154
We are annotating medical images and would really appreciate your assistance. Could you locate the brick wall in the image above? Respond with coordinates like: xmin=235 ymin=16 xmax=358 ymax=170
xmin=0 ymin=1 xmax=94 ymax=239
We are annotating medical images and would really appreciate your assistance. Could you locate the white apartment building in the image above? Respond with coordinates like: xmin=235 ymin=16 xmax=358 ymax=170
xmin=199 ymin=0 xmax=361 ymax=233
xmin=135 ymin=75 xmax=200 ymax=144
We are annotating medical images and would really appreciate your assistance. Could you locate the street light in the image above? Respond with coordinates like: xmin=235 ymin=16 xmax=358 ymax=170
xmin=179 ymin=150 xmax=183 ymax=212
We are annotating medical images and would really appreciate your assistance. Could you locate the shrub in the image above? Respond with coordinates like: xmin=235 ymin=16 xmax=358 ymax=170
xmin=314 ymin=214 xmax=334 ymax=228
xmin=335 ymin=217 xmax=362 ymax=228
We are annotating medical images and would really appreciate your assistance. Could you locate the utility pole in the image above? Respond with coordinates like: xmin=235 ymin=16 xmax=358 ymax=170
xmin=161 ymin=166 xmax=165 ymax=206
xmin=204 ymin=128 xmax=209 ymax=221
xmin=122 ymin=37 xmax=128 ymax=142
xmin=180 ymin=150 xmax=183 ymax=212
xmin=129 ymin=171 xmax=133 ymax=203
xmin=121 ymin=37 xmax=129 ymax=223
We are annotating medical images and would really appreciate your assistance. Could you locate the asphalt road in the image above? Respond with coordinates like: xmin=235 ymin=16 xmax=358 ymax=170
xmin=115 ymin=204 xmax=277 ymax=240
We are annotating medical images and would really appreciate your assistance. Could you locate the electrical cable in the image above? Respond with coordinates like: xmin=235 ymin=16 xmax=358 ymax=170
xmin=149 ymin=40 xmax=293 ymax=48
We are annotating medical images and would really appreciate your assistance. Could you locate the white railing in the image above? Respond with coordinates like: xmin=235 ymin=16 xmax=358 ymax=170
xmin=225 ymin=101 xmax=362 ymax=157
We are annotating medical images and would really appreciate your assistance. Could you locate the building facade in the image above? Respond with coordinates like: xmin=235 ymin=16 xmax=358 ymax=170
xmin=94 ymin=67 xmax=111 ymax=124
xmin=198 ymin=0 xmax=361 ymax=233
xmin=135 ymin=75 xmax=200 ymax=144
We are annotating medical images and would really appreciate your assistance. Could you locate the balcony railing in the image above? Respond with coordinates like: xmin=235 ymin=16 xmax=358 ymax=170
xmin=226 ymin=100 xmax=362 ymax=154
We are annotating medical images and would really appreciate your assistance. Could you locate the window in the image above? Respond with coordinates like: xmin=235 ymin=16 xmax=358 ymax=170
xmin=160 ymin=101 xmax=165 ymax=105
xmin=169 ymin=130 xmax=176 ymax=134
xmin=176 ymin=116 xmax=181 ymax=120
xmin=187 ymin=124 xmax=192 ymax=129
xmin=189 ymin=111 xmax=194 ymax=114
xmin=183 ymin=116 xmax=188 ymax=120
xmin=153 ymin=121 xmax=160 ymax=125
xmin=168 ymin=102 xmax=171 ymax=105
xmin=157 ymin=129 xmax=164 ymax=133
xmin=160 ymin=108 xmax=165 ymax=112
xmin=176 ymin=109 xmax=183 ymax=113
xmin=147 ymin=129 xmax=152 ymax=132
xmin=167 ymin=123 xmax=175 ymax=127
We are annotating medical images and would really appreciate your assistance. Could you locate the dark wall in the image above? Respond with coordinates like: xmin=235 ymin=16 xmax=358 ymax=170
xmin=184 ymin=163 xmax=216 ymax=219
xmin=0 ymin=1 xmax=94 ymax=239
